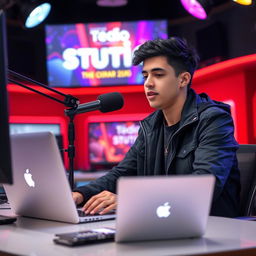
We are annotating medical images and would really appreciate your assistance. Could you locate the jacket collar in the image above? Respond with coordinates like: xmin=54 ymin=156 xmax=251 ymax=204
xmin=141 ymin=88 xmax=231 ymax=131
xmin=179 ymin=88 xmax=199 ymax=126
xmin=142 ymin=88 xmax=199 ymax=131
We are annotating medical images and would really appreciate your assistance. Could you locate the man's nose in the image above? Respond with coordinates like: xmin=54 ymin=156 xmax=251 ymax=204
xmin=144 ymin=76 xmax=154 ymax=88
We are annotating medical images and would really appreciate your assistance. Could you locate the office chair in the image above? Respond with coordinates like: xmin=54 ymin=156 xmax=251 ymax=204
xmin=237 ymin=144 xmax=256 ymax=218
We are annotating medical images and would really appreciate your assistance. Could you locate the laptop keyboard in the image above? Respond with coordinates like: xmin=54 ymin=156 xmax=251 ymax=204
xmin=0 ymin=193 xmax=11 ymax=209
xmin=0 ymin=199 xmax=11 ymax=209
xmin=77 ymin=209 xmax=116 ymax=217
xmin=77 ymin=210 xmax=101 ymax=217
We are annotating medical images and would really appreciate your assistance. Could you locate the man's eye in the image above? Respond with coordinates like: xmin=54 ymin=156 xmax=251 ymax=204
xmin=142 ymin=76 xmax=148 ymax=80
xmin=155 ymin=73 xmax=164 ymax=77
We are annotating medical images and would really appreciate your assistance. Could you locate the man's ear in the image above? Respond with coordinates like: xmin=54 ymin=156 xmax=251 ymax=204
xmin=179 ymin=72 xmax=191 ymax=88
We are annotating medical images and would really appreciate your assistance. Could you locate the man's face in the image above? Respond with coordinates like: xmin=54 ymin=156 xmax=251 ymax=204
xmin=142 ymin=56 xmax=188 ymax=111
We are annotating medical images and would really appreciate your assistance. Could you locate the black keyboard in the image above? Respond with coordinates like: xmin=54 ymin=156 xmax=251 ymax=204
xmin=0 ymin=193 xmax=7 ymax=202
xmin=77 ymin=210 xmax=101 ymax=217
xmin=54 ymin=228 xmax=116 ymax=246
xmin=0 ymin=194 xmax=11 ymax=209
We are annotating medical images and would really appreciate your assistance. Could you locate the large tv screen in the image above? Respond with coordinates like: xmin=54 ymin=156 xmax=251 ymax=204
xmin=45 ymin=20 xmax=168 ymax=87
xmin=9 ymin=116 xmax=67 ymax=163
xmin=9 ymin=123 xmax=61 ymax=135
xmin=9 ymin=123 xmax=64 ymax=159
xmin=87 ymin=114 xmax=148 ymax=170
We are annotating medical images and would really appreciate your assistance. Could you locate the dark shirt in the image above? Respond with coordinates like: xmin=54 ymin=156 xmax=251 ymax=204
xmin=164 ymin=122 xmax=180 ymax=174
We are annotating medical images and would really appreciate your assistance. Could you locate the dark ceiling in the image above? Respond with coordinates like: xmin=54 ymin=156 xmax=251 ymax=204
xmin=47 ymin=0 xmax=189 ymax=23
xmin=6 ymin=0 xmax=231 ymax=26
xmin=4 ymin=0 xmax=238 ymax=83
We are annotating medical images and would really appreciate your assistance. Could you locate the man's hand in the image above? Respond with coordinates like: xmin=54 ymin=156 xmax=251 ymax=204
xmin=72 ymin=192 xmax=84 ymax=205
xmin=82 ymin=190 xmax=117 ymax=215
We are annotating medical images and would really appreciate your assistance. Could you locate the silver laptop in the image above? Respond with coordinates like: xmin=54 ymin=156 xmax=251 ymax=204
xmin=3 ymin=132 xmax=115 ymax=224
xmin=115 ymin=175 xmax=215 ymax=242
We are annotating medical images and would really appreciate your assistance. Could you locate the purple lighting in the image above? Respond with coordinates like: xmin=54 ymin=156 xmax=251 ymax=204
xmin=181 ymin=0 xmax=208 ymax=20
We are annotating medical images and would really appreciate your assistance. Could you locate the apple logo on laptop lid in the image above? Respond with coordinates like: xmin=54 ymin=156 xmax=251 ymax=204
xmin=24 ymin=169 xmax=35 ymax=187
xmin=156 ymin=202 xmax=171 ymax=218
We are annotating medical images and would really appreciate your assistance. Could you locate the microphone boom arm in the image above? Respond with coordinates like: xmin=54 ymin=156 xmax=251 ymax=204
xmin=8 ymin=69 xmax=80 ymax=190
xmin=8 ymin=69 xmax=79 ymax=108
xmin=8 ymin=70 xmax=124 ymax=190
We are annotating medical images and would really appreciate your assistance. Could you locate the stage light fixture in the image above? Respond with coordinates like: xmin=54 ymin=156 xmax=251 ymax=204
xmin=18 ymin=0 xmax=51 ymax=28
xmin=180 ymin=0 xmax=213 ymax=20
xmin=232 ymin=0 xmax=252 ymax=5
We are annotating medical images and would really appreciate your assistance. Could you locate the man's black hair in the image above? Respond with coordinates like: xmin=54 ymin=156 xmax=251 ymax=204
xmin=132 ymin=37 xmax=200 ymax=88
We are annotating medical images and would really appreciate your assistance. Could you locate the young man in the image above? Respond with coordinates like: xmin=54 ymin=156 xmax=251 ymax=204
xmin=73 ymin=37 xmax=240 ymax=217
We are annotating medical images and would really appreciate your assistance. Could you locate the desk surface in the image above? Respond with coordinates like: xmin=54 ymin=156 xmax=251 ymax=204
xmin=0 ymin=210 xmax=256 ymax=256
xmin=74 ymin=171 xmax=107 ymax=181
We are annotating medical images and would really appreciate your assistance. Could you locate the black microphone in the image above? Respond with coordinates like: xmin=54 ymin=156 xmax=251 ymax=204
xmin=75 ymin=92 xmax=124 ymax=114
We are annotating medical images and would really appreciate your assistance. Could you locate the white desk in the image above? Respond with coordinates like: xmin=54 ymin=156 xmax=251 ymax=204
xmin=0 ymin=210 xmax=256 ymax=256
xmin=74 ymin=171 xmax=108 ymax=182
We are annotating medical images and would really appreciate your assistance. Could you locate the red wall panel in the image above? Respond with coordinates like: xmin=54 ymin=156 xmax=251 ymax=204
xmin=7 ymin=54 xmax=256 ymax=170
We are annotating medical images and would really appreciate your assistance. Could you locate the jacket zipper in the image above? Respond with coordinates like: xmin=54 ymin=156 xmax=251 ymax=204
xmin=140 ymin=115 xmax=198 ymax=175
xmin=140 ymin=121 xmax=147 ymax=175
xmin=165 ymin=116 xmax=198 ymax=172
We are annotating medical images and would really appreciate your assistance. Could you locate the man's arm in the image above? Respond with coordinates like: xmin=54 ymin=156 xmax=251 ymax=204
xmin=72 ymin=128 xmax=144 ymax=213
xmin=192 ymin=107 xmax=239 ymax=201
xmin=72 ymin=190 xmax=117 ymax=214
xmin=72 ymin=191 xmax=84 ymax=205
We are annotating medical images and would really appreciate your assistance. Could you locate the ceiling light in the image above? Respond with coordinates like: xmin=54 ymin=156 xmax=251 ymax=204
xmin=19 ymin=0 xmax=51 ymax=28
xmin=232 ymin=0 xmax=252 ymax=5
xmin=180 ymin=0 xmax=212 ymax=20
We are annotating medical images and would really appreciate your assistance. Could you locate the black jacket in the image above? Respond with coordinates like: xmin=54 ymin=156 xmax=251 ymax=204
xmin=74 ymin=89 xmax=240 ymax=217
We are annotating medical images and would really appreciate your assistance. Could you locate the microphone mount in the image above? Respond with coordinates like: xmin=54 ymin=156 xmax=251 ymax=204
xmin=8 ymin=69 xmax=80 ymax=190
xmin=8 ymin=70 xmax=79 ymax=109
